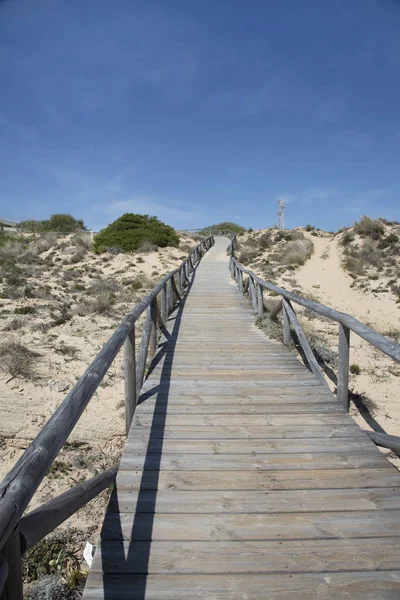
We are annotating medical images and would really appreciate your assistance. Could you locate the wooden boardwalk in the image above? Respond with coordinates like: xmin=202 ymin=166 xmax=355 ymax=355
xmin=84 ymin=237 xmax=400 ymax=599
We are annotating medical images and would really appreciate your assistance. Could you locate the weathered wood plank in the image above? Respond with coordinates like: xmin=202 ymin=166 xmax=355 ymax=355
xmin=119 ymin=451 xmax=389 ymax=472
xmin=93 ymin=537 xmax=400 ymax=574
xmin=101 ymin=509 xmax=400 ymax=541
xmin=125 ymin=437 xmax=375 ymax=455
xmin=83 ymin=571 xmax=400 ymax=600
xmin=116 ymin=467 xmax=397 ymax=491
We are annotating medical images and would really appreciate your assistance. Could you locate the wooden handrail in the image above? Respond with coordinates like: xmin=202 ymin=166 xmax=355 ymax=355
xmin=231 ymin=256 xmax=400 ymax=364
xmin=229 ymin=246 xmax=400 ymax=444
xmin=0 ymin=235 xmax=214 ymax=560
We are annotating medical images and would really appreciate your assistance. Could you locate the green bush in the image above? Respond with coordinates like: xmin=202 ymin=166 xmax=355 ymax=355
xmin=199 ymin=222 xmax=247 ymax=235
xmin=18 ymin=214 xmax=85 ymax=233
xmin=93 ymin=214 xmax=179 ymax=253
xmin=378 ymin=233 xmax=399 ymax=250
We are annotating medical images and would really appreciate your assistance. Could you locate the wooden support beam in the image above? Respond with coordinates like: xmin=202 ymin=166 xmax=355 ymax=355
xmin=366 ymin=431 xmax=400 ymax=453
xmin=282 ymin=299 xmax=328 ymax=389
xmin=337 ymin=324 xmax=350 ymax=411
xmin=0 ymin=556 xmax=8 ymax=598
xmin=124 ymin=325 xmax=136 ymax=436
xmin=0 ymin=530 xmax=22 ymax=600
xmin=19 ymin=467 xmax=117 ymax=552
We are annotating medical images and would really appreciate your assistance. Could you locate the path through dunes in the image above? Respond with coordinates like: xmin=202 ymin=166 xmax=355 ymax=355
xmin=83 ymin=237 xmax=400 ymax=599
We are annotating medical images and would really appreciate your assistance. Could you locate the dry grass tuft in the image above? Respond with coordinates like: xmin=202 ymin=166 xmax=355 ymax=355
xmin=280 ymin=239 xmax=314 ymax=266
xmin=0 ymin=340 xmax=40 ymax=379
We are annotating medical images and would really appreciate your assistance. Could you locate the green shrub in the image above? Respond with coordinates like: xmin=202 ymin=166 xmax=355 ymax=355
xmin=305 ymin=224 xmax=315 ymax=231
xmin=19 ymin=214 xmax=85 ymax=233
xmin=93 ymin=214 xmax=179 ymax=253
xmin=350 ymin=363 xmax=361 ymax=375
xmin=378 ymin=233 xmax=399 ymax=250
xmin=14 ymin=306 xmax=36 ymax=315
xmin=198 ymin=222 xmax=247 ymax=235
xmin=342 ymin=256 xmax=365 ymax=275
xmin=354 ymin=216 xmax=384 ymax=239
xmin=340 ymin=231 xmax=354 ymax=246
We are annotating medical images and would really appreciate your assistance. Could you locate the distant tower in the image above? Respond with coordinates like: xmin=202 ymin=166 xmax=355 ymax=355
xmin=278 ymin=199 xmax=285 ymax=230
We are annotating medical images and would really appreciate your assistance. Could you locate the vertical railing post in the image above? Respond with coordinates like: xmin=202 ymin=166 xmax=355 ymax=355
xmin=160 ymin=285 xmax=167 ymax=324
xmin=124 ymin=324 xmax=136 ymax=435
xmin=238 ymin=269 xmax=244 ymax=293
xmin=149 ymin=299 xmax=157 ymax=358
xmin=249 ymin=277 xmax=257 ymax=313
xmin=136 ymin=307 xmax=153 ymax=396
xmin=0 ymin=530 xmax=22 ymax=600
xmin=338 ymin=324 xmax=350 ymax=411
xmin=282 ymin=303 xmax=291 ymax=345
xmin=257 ymin=283 xmax=264 ymax=318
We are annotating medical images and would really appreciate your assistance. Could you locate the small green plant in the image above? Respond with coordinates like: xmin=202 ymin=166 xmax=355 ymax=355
xmin=378 ymin=233 xmax=399 ymax=250
xmin=350 ymin=363 xmax=361 ymax=375
xmin=14 ymin=306 xmax=36 ymax=315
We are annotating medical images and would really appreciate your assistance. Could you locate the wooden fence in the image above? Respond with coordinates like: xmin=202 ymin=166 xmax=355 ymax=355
xmin=0 ymin=235 xmax=214 ymax=599
xmin=227 ymin=232 xmax=400 ymax=450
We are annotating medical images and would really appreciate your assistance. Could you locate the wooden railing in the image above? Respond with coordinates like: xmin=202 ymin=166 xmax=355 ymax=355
xmin=0 ymin=235 xmax=214 ymax=599
xmin=226 ymin=231 xmax=400 ymax=450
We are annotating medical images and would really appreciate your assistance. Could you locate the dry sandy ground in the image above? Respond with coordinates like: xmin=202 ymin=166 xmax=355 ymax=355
xmin=0 ymin=232 xmax=199 ymax=539
xmin=241 ymin=225 xmax=400 ymax=468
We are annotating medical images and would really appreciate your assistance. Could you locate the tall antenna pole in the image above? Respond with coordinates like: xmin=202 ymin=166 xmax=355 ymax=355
xmin=278 ymin=199 xmax=285 ymax=230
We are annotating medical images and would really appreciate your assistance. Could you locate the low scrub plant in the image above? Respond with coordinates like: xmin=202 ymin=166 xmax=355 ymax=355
xmin=354 ymin=216 xmax=384 ymax=239
xmin=93 ymin=213 xmax=179 ymax=253
xmin=280 ymin=239 xmax=314 ymax=266
xmin=0 ymin=340 xmax=39 ymax=378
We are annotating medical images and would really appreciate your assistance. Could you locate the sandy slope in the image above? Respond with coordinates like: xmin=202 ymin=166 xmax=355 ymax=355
xmin=279 ymin=232 xmax=400 ymax=463
xmin=295 ymin=233 xmax=398 ymax=330
xmin=0 ymin=233 xmax=199 ymax=541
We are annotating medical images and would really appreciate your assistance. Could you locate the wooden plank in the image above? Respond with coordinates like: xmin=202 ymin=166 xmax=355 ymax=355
xmin=93 ymin=537 xmax=400 ymax=574
xmin=125 ymin=437 xmax=375 ymax=455
xmin=83 ymin=571 xmax=400 ymax=599
xmin=135 ymin=403 xmax=344 ymax=415
xmin=101 ymin=509 xmax=400 ymax=541
xmin=125 ymin=423 xmax=365 ymax=439
xmin=119 ymin=451 xmax=389 ymax=472
xmin=116 ymin=467 xmax=398 ymax=491
xmin=132 ymin=413 xmax=359 ymax=426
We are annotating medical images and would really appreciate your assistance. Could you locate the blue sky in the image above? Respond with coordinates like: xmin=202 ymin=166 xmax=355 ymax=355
xmin=1 ymin=0 xmax=400 ymax=231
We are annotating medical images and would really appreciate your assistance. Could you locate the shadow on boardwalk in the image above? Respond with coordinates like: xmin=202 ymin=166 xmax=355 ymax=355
xmin=101 ymin=271 xmax=195 ymax=599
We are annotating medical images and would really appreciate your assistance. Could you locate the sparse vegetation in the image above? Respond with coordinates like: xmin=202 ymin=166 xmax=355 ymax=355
xmin=354 ymin=216 xmax=384 ymax=239
xmin=280 ymin=239 xmax=314 ymax=266
xmin=350 ymin=363 xmax=361 ymax=375
xmin=0 ymin=340 xmax=39 ymax=379
xmin=93 ymin=214 xmax=179 ymax=254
